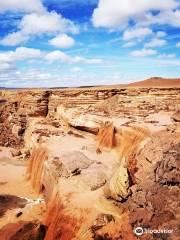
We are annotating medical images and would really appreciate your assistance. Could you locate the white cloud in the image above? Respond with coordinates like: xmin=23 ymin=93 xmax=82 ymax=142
xmin=176 ymin=42 xmax=180 ymax=47
xmin=45 ymin=50 xmax=71 ymax=63
xmin=0 ymin=48 xmax=103 ymax=69
xmin=130 ymin=48 xmax=157 ymax=57
xmin=49 ymin=34 xmax=75 ymax=48
xmin=0 ymin=52 xmax=13 ymax=63
xmin=0 ymin=62 xmax=13 ymax=71
xmin=0 ymin=32 xmax=29 ymax=46
xmin=0 ymin=0 xmax=45 ymax=13
xmin=122 ymin=41 xmax=136 ymax=48
xmin=20 ymin=12 xmax=79 ymax=35
xmin=0 ymin=47 xmax=43 ymax=66
xmin=45 ymin=50 xmax=103 ymax=64
xmin=92 ymin=0 xmax=179 ymax=28
xmin=145 ymin=38 xmax=167 ymax=48
xmin=13 ymin=47 xmax=42 ymax=60
xmin=123 ymin=27 xmax=153 ymax=40
xmin=141 ymin=9 xmax=180 ymax=27
xmin=0 ymin=11 xmax=79 ymax=46
xmin=0 ymin=68 xmax=56 ymax=88
xmin=158 ymin=53 xmax=176 ymax=58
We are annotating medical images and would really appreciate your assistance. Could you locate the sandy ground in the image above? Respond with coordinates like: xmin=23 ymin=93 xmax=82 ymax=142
xmin=0 ymin=148 xmax=46 ymax=228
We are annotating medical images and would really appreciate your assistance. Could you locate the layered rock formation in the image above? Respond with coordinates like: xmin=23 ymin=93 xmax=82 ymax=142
xmin=0 ymin=81 xmax=180 ymax=240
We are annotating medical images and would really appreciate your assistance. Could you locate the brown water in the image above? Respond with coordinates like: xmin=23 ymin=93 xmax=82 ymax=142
xmin=0 ymin=152 xmax=46 ymax=229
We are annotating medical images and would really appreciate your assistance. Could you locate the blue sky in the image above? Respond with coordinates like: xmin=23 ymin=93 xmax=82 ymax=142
xmin=0 ymin=0 xmax=180 ymax=87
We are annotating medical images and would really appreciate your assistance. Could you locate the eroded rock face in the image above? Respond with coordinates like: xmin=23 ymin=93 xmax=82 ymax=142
xmin=155 ymin=143 xmax=180 ymax=186
xmin=0 ymin=90 xmax=49 ymax=148
xmin=124 ymin=131 xmax=180 ymax=240
xmin=96 ymin=124 xmax=150 ymax=202
xmin=1 ymin=86 xmax=179 ymax=148
xmin=0 ymin=104 xmax=27 ymax=148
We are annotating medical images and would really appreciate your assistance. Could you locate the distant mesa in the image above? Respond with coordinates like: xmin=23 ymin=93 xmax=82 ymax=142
xmin=127 ymin=77 xmax=180 ymax=88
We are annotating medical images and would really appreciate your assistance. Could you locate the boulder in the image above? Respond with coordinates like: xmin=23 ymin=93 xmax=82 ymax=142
xmin=10 ymin=148 xmax=21 ymax=157
xmin=56 ymin=106 xmax=102 ymax=134
xmin=78 ymin=163 xmax=107 ymax=190
xmin=50 ymin=151 xmax=93 ymax=178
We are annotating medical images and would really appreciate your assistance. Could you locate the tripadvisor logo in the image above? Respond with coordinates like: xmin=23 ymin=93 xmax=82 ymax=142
xmin=134 ymin=227 xmax=144 ymax=236
xmin=133 ymin=226 xmax=174 ymax=236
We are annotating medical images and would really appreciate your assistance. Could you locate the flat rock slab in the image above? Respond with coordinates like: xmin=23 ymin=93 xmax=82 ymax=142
xmin=52 ymin=151 xmax=93 ymax=177
xmin=79 ymin=163 xmax=108 ymax=190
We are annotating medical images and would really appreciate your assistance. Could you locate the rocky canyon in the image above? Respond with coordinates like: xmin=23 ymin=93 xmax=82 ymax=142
xmin=0 ymin=78 xmax=180 ymax=240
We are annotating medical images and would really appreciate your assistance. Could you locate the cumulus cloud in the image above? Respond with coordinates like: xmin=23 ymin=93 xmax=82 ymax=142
xmin=0 ymin=11 xmax=79 ymax=46
xmin=49 ymin=34 xmax=75 ymax=48
xmin=20 ymin=12 xmax=79 ymax=35
xmin=13 ymin=47 xmax=42 ymax=60
xmin=45 ymin=50 xmax=103 ymax=64
xmin=123 ymin=27 xmax=153 ymax=40
xmin=45 ymin=50 xmax=71 ymax=63
xmin=92 ymin=0 xmax=179 ymax=28
xmin=0 ymin=47 xmax=43 ymax=66
xmin=0 ymin=0 xmax=45 ymax=13
xmin=141 ymin=9 xmax=180 ymax=27
xmin=145 ymin=38 xmax=167 ymax=48
xmin=130 ymin=48 xmax=157 ymax=57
